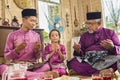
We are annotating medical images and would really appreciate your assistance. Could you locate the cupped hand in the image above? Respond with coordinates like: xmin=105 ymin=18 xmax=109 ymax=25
xmin=34 ymin=42 xmax=41 ymax=53
xmin=73 ymin=42 xmax=81 ymax=53
xmin=100 ymin=39 xmax=114 ymax=50
xmin=15 ymin=42 xmax=27 ymax=53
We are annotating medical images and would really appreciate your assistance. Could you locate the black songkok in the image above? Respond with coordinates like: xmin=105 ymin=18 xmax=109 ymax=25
xmin=87 ymin=12 xmax=101 ymax=20
xmin=22 ymin=8 xmax=36 ymax=17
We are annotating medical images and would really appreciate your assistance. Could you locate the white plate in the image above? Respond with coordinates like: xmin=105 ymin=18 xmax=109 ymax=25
xmin=53 ymin=76 xmax=80 ymax=80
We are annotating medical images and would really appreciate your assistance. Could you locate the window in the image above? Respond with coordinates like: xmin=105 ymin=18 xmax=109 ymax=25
xmin=102 ymin=0 xmax=120 ymax=33
xmin=38 ymin=0 xmax=60 ymax=33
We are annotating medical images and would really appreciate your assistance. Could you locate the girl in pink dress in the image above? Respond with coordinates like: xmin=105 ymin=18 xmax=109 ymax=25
xmin=43 ymin=29 xmax=67 ymax=76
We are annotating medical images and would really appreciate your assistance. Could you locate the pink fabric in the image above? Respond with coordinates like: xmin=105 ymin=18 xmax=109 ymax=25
xmin=34 ymin=62 xmax=50 ymax=72
xmin=4 ymin=29 xmax=41 ymax=62
xmin=43 ymin=44 xmax=67 ymax=75
xmin=0 ymin=64 xmax=7 ymax=76
xmin=4 ymin=29 xmax=45 ymax=79
xmin=52 ymin=68 xmax=67 ymax=76
xmin=26 ymin=71 xmax=45 ymax=80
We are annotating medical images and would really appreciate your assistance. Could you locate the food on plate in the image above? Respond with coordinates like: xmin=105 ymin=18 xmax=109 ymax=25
xmin=60 ymin=75 xmax=70 ymax=80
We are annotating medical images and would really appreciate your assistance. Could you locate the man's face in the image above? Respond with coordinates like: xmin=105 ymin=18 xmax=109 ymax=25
xmin=85 ymin=20 xmax=100 ymax=33
xmin=22 ymin=16 xmax=37 ymax=30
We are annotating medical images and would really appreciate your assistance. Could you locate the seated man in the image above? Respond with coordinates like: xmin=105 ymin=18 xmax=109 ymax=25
xmin=67 ymin=12 xmax=120 ymax=76
xmin=3 ymin=8 xmax=59 ymax=79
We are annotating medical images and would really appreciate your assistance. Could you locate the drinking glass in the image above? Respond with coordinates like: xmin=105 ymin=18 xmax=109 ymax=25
xmin=44 ymin=74 xmax=53 ymax=80
xmin=9 ymin=63 xmax=28 ymax=80
xmin=92 ymin=73 xmax=103 ymax=80
xmin=102 ymin=73 xmax=112 ymax=80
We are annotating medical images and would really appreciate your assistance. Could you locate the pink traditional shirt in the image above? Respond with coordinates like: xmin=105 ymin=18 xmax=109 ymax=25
xmin=4 ymin=29 xmax=42 ymax=62
xmin=43 ymin=44 xmax=66 ymax=69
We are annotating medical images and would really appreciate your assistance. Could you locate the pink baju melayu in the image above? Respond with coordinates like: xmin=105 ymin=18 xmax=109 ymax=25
xmin=0 ymin=64 xmax=7 ymax=76
xmin=43 ymin=44 xmax=67 ymax=75
xmin=3 ymin=29 xmax=47 ymax=79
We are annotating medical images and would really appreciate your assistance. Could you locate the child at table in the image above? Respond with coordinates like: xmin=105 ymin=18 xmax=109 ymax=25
xmin=43 ymin=29 xmax=67 ymax=76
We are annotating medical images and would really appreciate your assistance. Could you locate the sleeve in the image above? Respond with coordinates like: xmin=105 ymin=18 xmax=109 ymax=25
xmin=73 ymin=35 xmax=85 ymax=56
xmin=4 ymin=33 xmax=19 ymax=61
xmin=110 ymin=31 xmax=120 ymax=55
xmin=34 ymin=33 xmax=42 ymax=59
xmin=43 ymin=45 xmax=50 ymax=62
xmin=61 ymin=45 xmax=66 ymax=60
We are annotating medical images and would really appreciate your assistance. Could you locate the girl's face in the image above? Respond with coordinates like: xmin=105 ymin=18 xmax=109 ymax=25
xmin=50 ymin=31 xmax=60 ymax=43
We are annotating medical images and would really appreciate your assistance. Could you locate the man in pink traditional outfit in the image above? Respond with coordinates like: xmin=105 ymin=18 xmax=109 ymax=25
xmin=3 ymin=8 xmax=58 ymax=80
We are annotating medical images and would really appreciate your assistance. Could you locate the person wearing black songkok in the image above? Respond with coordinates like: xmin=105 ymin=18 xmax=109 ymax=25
xmin=67 ymin=12 xmax=120 ymax=77
xmin=4 ymin=8 xmax=59 ymax=79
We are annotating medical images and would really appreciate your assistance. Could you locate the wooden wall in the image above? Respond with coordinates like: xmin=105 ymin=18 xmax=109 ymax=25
xmin=0 ymin=0 xmax=37 ymax=26
xmin=0 ymin=0 xmax=3 ymax=24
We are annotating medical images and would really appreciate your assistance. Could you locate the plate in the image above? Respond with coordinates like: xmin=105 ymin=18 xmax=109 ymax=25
xmin=53 ymin=76 xmax=80 ymax=80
